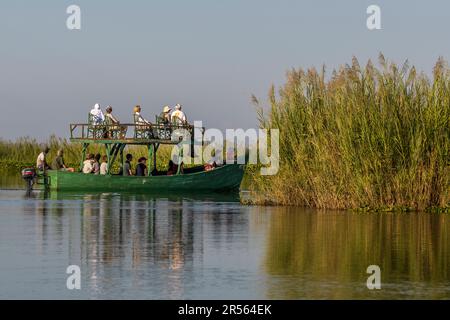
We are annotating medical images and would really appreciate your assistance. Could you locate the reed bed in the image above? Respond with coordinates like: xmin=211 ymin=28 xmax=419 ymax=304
xmin=249 ymin=55 xmax=449 ymax=211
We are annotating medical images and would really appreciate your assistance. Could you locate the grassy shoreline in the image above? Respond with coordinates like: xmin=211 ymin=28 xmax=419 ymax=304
xmin=249 ymin=55 xmax=449 ymax=211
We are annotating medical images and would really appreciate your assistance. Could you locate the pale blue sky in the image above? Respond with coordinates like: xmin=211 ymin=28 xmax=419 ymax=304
xmin=0 ymin=0 xmax=449 ymax=140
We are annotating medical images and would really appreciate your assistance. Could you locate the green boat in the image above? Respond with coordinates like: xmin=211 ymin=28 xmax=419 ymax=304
xmin=46 ymin=164 xmax=245 ymax=192
xmin=34 ymin=120 xmax=245 ymax=193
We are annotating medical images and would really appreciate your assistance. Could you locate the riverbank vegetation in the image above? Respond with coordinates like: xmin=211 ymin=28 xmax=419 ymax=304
xmin=249 ymin=55 xmax=449 ymax=211
xmin=0 ymin=135 xmax=173 ymax=173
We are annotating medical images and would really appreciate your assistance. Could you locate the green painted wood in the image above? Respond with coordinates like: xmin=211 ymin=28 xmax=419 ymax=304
xmin=70 ymin=138 xmax=180 ymax=145
xmin=79 ymin=143 xmax=89 ymax=172
xmin=45 ymin=164 xmax=244 ymax=193
xmin=147 ymin=144 xmax=153 ymax=176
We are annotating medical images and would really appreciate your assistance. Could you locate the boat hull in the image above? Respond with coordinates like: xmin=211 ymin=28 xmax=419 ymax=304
xmin=45 ymin=164 xmax=245 ymax=193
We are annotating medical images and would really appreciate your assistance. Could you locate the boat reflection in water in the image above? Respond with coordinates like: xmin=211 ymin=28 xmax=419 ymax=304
xmin=20 ymin=191 xmax=244 ymax=299
xmin=6 ymin=190 xmax=449 ymax=299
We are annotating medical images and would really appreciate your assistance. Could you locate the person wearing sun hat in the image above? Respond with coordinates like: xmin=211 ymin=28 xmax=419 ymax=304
xmin=160 ymin=105 xmax=172 ymax=124
xmin=171 ymin=103 xmax=187 ymax=125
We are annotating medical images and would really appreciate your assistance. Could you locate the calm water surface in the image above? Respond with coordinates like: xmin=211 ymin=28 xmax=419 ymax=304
xmin=0 ymin=174 xmax=449 ymax=299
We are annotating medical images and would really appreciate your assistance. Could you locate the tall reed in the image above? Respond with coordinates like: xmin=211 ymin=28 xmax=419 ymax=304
xmin=250 ymin=55 xmax=449 ymax=211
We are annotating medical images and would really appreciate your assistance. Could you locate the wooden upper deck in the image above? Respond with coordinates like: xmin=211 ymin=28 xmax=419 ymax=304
xmin=69 ymin=122 xmax=200 ymax=145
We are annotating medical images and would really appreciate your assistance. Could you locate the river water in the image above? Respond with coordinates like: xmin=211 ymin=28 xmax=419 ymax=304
xmin=0 ymin=174 xmax=449 ymax=299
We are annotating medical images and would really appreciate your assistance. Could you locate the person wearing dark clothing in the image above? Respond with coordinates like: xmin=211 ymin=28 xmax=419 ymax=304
xmin=123 ymin=154 xmax=133 ymax=176
xmin=135 ymin=157 xmax=148 ymax=176
xmin=52 ymin=149 xmax=75 ymax=172
xmin=52 ymin=151 xmax=65 ymax=170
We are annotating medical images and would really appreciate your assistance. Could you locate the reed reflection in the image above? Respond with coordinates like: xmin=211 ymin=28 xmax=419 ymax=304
xmin=264 ymin=208 xmax=450 ymax=299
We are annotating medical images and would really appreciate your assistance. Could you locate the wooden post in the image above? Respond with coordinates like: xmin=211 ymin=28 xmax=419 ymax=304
xmin=153 ymin=143 xmax=159 ymax=175
xmin=176 ymin=143 xmax=183 ymax=175
xmin=147 ymin=144 xmax=153 ymax=176
xmin=119 ymin=144 xmax=125 ymax=175
xmin=105 ymin=144 xmax=111 ymax=175
xmin=79 ymin=143 xmax=89 ymax=172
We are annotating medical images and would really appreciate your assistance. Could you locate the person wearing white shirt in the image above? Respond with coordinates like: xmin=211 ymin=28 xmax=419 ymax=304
xmin=134 ymin=105 xmax=151 ymax=125
xmin=90 ymin=103 xmax=105 ymax=125
xmin=82 ymin=154 xmax=95 ymax=174
xmin=36 ymin=146 xmax=50 ymax=170
xmin=171 ymin=104 xmax=187 ymax=125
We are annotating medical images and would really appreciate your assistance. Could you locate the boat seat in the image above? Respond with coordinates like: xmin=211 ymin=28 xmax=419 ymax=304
xmin=87 ymin=113 xmax=105 ymax=139
xmin=134 ymin=114 xmax=155 ymax=140
xmin=105 ymin=116 xmax=127 ymax=139
xmin=155 ymin=115 xmax=172 ymax=140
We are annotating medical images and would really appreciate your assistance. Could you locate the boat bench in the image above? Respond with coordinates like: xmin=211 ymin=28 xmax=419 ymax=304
xmin=87 ymin=113 xmax=106 ymax=139
xmin=134 ymin=114 xmax=156 ymax=140
xmin=104 ymin=117 xmax=127 ymax=139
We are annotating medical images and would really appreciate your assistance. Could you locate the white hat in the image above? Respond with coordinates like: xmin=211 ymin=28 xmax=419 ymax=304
xmin=175 ymin=104 xmax=182 ymax=110
xmin=163 ymin=106 xmax=171 ymax=113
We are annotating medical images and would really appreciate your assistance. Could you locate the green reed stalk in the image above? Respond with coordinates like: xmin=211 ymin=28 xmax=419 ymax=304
xmin=249 ymin=54 xmax=449 ymax=211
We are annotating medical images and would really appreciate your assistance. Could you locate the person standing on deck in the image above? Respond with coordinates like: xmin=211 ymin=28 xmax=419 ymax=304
xmin=36 ymin=146 xmax=50 ymax=171
xmin=123 ymin=154 xmax=133 ymax=176
xmin=90 ymin=103 xmax=105 ymax=125
xmin=171 ymin=104 xmax=187 ymax=125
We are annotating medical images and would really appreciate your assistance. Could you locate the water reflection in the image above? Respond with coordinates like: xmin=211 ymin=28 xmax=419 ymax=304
xmin=14 ymin=191 xmax=245 ymax=299
xmin=0 ymin=189 xmax=448 ymax=299
xmin=264 ymin=209 xmax=450 ymax=299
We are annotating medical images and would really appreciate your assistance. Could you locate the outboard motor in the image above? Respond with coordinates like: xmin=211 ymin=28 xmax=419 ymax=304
xmin=21 ymin=167 xmax=36 ymax=191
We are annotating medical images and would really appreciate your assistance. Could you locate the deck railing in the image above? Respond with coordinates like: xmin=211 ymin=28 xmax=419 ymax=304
xmin=69 ymin=122 xmax=198 ymax=142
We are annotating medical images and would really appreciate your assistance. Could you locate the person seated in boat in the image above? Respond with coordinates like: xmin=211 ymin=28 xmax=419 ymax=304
xmin=51 ymin=149 xmax=75 ymax=172
xmin=90 ymin=103 xmax=105 ymax=125
xmin=82 ymin=154 xmax=95 ymax=174
xmin=171 ymin=104 xmax=187 ymax=126
xmin=134 ymin=105 xmax=153 ymax=139
xmin=123 ymin=154 xmax=133 ymax=176
xmin=105 ymin=106 xmax=127 ymax=138
xmin=167 ymin=160 xmax=177 ymax=176
xmin=134 ymin=105 xmax=151 ymax=126
xmin=160 ymin=106 xmax=172 ymax=125
xmin=135 ymin=157 xmax=148 ymax=177
xmin=100 ymin=155 xmax=108 ymax=175
xmin=36 ymin=146 xmax=51 ymax=171
xmin=167 ymin=160 xmax=184 ymax=176
xmin=93 ymin=154 xmax=101 ymax=175
xmin=204 ymin=150 xmax=219 ymax=171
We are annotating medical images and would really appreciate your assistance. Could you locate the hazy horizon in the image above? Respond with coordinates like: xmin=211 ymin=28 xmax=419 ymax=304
xmin=1 ymin=0 xmax=449 ymax=141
